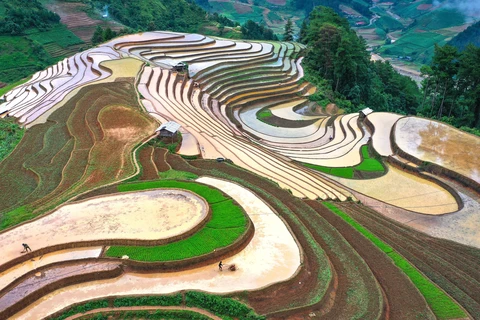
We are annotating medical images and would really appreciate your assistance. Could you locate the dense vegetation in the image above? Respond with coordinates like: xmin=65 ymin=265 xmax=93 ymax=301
xmin=420 ymin=44 xmax=480 ymax=129
xmin=0 ymin=0 xmax=60 ymax=35
xmin=301 ymin=6 xmax=420 ymax=115
xmin=449 ymin=21 xmax=480 ymax=51
xmin=53 ymin=293 xmax=264 ymax=320
xmin=0 ymin=118 xmax=24 ymax=162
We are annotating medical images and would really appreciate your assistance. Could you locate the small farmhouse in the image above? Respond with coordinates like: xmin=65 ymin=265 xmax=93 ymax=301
xmin=359 ymin=107 xmax=373 ymax=119
xmin=156 ymin=121 xmax=181 ymax=137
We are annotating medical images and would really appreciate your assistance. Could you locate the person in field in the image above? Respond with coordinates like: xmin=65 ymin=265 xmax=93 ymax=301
xmin=218 ymin=261 xmax=223 ymax=271
xmin=22 ymin=243 xmax=32 ymax=253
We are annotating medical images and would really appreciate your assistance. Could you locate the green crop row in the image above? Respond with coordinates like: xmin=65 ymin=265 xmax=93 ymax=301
xmin=186 ymin=291 xmax=265 ymax=320
xmin=158 ymin=169 xmax=198 ymax=180
xmin=86 ymin=309 xmax=212 ymax=320
xmin=51 ymin=292 xmax=263 ymax=320
xmin=0 ymin=118 xmax=24 ymax=163
xmin=323 ymin=202 xmax=467 ymax=320
xmin=107 ymin=180 xmax=248 ymax=261
xmin=303 ymin=145 xmax=384 ymax=178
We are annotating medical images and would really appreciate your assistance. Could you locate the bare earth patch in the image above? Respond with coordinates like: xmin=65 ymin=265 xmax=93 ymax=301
xmin=233 ymin=2 xmax=253 ymax=14
xmin=331 ymin=165 xmax=458 ymax=214
xmin=0 ymin=190 xmax=207 ymax=268
xmin=395 ymin=117 xmax=480 ymax=184
xmin=12 ymin=177 xmax=301 ymax=320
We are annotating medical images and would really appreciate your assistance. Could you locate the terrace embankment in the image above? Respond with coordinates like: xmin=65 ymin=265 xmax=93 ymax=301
xmin=0 ymin=189 xmax=208 ymax=270
xmin=169 ymin=156 xmax=384 ymax=319
xmin=0 ymin=80 xmax=157 ymax=231
xmin=336 ymin=201 xmax=480 ymax=319
xmin=11 ymin=176 xmax=300 ymax=319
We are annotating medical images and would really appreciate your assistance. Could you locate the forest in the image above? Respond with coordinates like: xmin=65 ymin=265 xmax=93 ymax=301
xmin=300 ymin=6 xmax=479 ymax=132
xmin=0 ymin=0 xmax=60 ymax=35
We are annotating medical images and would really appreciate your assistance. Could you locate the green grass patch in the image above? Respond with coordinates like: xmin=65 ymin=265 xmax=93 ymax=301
xmin=51 ymin=292 xmax=263 ymax=320
xmin=0 ymin=118 xmax=24 ymax=162
xmin=302 ymin=145 xmax=383 ymax=178
xmin=0 ymin=76 xmax=30 ymax=97
xmin=158 ymin=169 xmax=198 ymax=180
xmin=324 ymin=202 xmax=467 ymax=320
xmin=256 ymin=108 xmax=273 ymax=120
xmin=27 ymin=25 xmax=83 ymax=48
xmin=107 ymin=180 xmax=248 ymax=261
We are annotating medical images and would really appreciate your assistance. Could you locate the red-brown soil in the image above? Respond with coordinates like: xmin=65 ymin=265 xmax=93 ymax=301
xmin=306 ymin=200 xmax=434 ymax=319
xmin=266 ymin=0 xmax=286 ymax=5
xmin=336 ymin=202 xmax=480 ymax=319
xmin=234 ymin=2 xmax=253 ymax=14
xmin=138 ymin=146 xmax=159 ymax=180
xmin=45 ymin=1 xmax=124 ymax=43
xmin=153 ymin=148 xmax=170 ymax=172
xmin=417 ymin=4 xmax=433 ymax=10
xmin=0 ymin=81 xmax=156 ymax=226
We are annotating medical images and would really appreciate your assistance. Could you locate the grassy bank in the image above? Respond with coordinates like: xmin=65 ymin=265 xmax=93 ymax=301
xmin=324 ymin=202 xmax=467 ymax=320
xmin=106 ymin=180 xmax=248 ymax=261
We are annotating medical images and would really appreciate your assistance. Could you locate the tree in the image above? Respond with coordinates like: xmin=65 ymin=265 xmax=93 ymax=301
xmin=284 ymin=18 xmax=294 ymax=41
xmin=458 ymin=44 xmax=480 ymax=127
xmin=92 ymin=26 xmax=104 ymax=45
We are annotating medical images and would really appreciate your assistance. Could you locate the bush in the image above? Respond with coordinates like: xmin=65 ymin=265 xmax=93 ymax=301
xmin=186 ymin=291 xmax=265 ymax=319
xmin=113 ymin=294 xmax=182 ymax=307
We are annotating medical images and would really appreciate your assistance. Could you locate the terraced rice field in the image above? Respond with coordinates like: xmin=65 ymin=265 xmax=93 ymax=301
xmin=0 ymin=31 xmax=479 ymax=319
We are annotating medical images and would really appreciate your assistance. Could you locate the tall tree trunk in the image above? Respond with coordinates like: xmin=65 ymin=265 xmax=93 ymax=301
xmin=422 ymin=77 xmax=430 ymax=108
xmin=430 ymin=81 xmax=439 ymax=117
xmin=437 ymin=80 xmax=448 ymax=118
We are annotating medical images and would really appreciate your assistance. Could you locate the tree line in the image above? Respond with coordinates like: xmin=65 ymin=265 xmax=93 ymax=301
xmin=0 ymin=0 xmax=60 ymax=35
xmin=298 ymin=6 xmax=479 ymax=132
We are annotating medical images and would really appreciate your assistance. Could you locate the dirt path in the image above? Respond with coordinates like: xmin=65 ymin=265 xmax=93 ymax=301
xmin=65 ymin=306 xmax=221 ymax=320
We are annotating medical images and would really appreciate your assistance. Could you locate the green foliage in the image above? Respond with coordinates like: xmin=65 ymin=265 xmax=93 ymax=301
xmin=374 ymin=16 xmax=403 ymax=33
xmin=91 ymin=25 xmax=121 ymax=45
xmin=92 ymin=0 xmax=208 ymax=33
xmin=303 ymin=163 xmax=354 ymax=178
xmin=0 ymin=117 xmax=24 ymax=162
xmin=324 ymin=202 xmax=467 ymax=320
xmin=107 ymin=180 xmax=247 ymax=261
xmin=0 ymin=35 xmax=55 ymax=83
xmin=241 ymin=20 xmax=278 ymax=41
xmin=186 ymin=291 xmax=265 ymax=320
xmin=301 ymin=6 xmax=421 ymax=115
xmin=283 ymin=18 xmax=294 ymax=41
xmin=449 ymin=21 xmax=480 ymax=51
xmin=27 ymin=25 xmax=83 ymax=48
xmin=158 ymin=169 xmax=199 ymax=180
xmin=113 ymin=294 xmax=182 ymax=307
xmin=53 ymin=293 xmax=260 ymax=320
xmin=0 ymin=0 xmax=60 ymax=35
xmin=51 ymin=299 xmax=109 ymax=320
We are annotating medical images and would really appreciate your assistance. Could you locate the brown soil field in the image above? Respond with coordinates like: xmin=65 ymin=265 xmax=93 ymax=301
xmin=336 ymin=202 xmax=480 ymax=319
xmin=417 ymin=4 xmax=433 ymax=10
xmin=138 ymin=146 xmax=159 ymax=180
xmin=166 ymin=155 xmax=383 ymax=319
xmin=153 ymin=148 xmax=170 ymax=172
xmin=46 ymin=1 xmax=124 ymax=43
xmin=0 ymin=80 xmax=156 ymax=229
xmin=266 ymin=0 xmax=286 ymax=5
xmin=306 ymin=201 xmax=435 ymax=319
xmin=234 ymin=2 xmax=253 ymax=14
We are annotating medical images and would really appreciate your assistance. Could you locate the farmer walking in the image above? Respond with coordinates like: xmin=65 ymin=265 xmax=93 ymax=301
xmin=218 ymin=261 xmax=223 ymax=271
